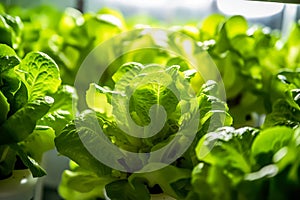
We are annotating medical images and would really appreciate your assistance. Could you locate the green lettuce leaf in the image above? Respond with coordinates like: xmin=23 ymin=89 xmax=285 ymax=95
xmin=199 ymin=14 xmax=226 ymax=41
xmin=84 ymin=10 xmax=125 ymax=46
xmin=18 ymin=125 xmax=55 ymax=162
xmin=0 ymin=14 xmax=23 ymax=49
xmin=264 ymin=70 xmax=300 ymax=128
xmin=55 ymin=60 xmax=231 ymax=198
xmin=105 ymin=179 xmax=150 ymax=200
xmin=283 ymin=22 xmax=300 ymax=70
xmin=186 ymin=163 xmax=233 ymax=200
xmin=16 ymin=51 xmax=61 ymax=102
xmin=38 ymin=85 xmax=77 ymax=135
xmin=128 ymin=164 xmax=191 ymax=199
xmin=0 ymin=96 xmax=53 ymax=144
xmin=196 ymin=126 xmax=259 ymax=185
xmin=0 ymin=43 xmax=20 ymax=72
xmin=10 ymin=143 xmax=46 ymax=177
xmin=191 ymin=126 xmax=300 ymax=199
xmin=55 ymin=111 xmax=112 ymax=177
xmin=0 ymin=44 xmax=22 ymax=116
xmin=0 ymin=38 xmax=66 ymax=178
xmin=263 ymin=99 xmax=300 ymax=128
xmin=0 ymin=91 xmax=9 ymax=124
xmin=0 ymin=51 xmax=63 ymax=144
xmin=251 ymin=126 xmax=295 ymax=167
xmin=58 ymin=164 xmax=115 ymax=200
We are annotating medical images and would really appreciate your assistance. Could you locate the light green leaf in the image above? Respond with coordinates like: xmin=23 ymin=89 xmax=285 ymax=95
xmin=16 ymin=51 xmax=61 ymax=102
xmin=230 ymin=35 xmax=256 ymax=58
xmin=284 ymin=22 xmax=300 ymax=69
xmin=86 ymin=83 xmax=113 ymax=115
xmin=84 ymin=12 xmax=124 ymax=46
xmin=224 ymin=15 xmax=248 ymax=39
xmin=38 ymin=85 xmax=77 ymax=135
xmin=58 ymin=7 xmax=84 ymax=38
xmin=112 ymin=62 xmax=144 ymax=84
xmin=111 ymin=64 xmax=188 ymax=140
xmin=0 ymin=4 xmax=4 ymax=14
xmin=199 ymin=14 xmax=226 ymax=41
xmin=55 ymin=111 xmax=112 ymax=177
xmin=251 ymin=126 xmax=294 ymax=160
xmin=18 ymin=126 xmax=55 ymax=162
xmin=59 ymin=167 xmax=114 ymax=200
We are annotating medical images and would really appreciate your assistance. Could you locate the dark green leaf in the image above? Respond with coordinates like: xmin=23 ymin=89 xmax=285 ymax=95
xmin=0 ymin=44 xmax=20 ymax=73
xmin=0 ymin=96 xmax=53 ymax=144
xmin=7 ymin=81 xmax=28 ymax=116
xmin=0 ymin=91 xmax=9 ymax=124
xmin=0 ymin=14 xmax=22 ymax=49
xmin=0 ymin=145 xmax=16 ymax=179
xmin=10 ymin=143 xmax=46 ymax=177
xmin=0 ymin=69 xmax=21 ymax=102
xmin=105 ymin=179 xmax=150 ymax=200
xmin=18 ymin=126 xmax=55 ymax=162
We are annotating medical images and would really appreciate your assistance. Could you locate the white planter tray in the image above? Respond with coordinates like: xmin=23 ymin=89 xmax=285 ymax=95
xmin=0 ymin=169 xmax=37 ymax=200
